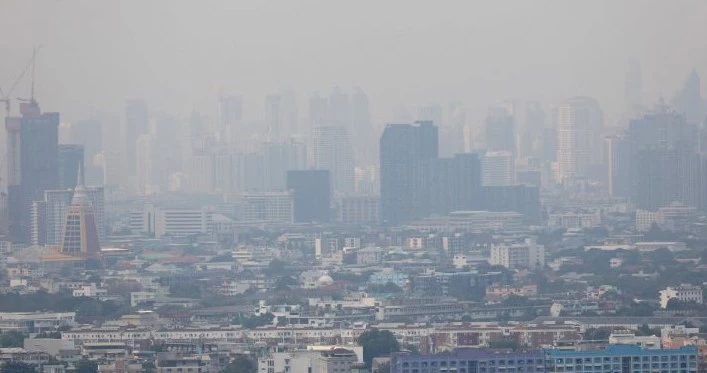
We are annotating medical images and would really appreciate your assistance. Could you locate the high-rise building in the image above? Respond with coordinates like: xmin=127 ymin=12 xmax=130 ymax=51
xmin=311 ymin=126 xmax=355 ymax=196
xmin=490 ymin=238 xmax=545 ymax=269
xmin=58 ymin=144 xmax=84 ymax=190
xmin=481 ymin=151 xmax=515 ymax=186
xmin=6 ymin=101 xmax=60 ymax=243
xmin=308 ymin=91 xmax=328 ymax=131
xmin=220 ymin=94 xmax=242 ymax=127
xmin=556 ymin=96 xmax=604 ymax=181
xmin=605 ymin=135 xmax=630 ymax=199
xmin=124 ymin=100 xmax=149 ymax=177
xmin=185 ymin=152 xmax=215 ymax=193
xmin=338 ymin=195 xmax=380 ymax=225
xmin=69 ymin=118 xmax=102 ymax=184
xmin=380 ymin=121 xmax=438 ymax=224
xmin=625 ymin=57 xmax=643 ymax=118
xmin=484 ymin=107 xmax=515 ymax=154
xmin=671 ymin=69 xmax=704 ymax=125
xmin=628 ymin=105 xmax=700 ymax=210
xmin=135 ymin=134 xmax=156 ymax=195
xmin=265 ymin=94 xmax=282 ymax=142
xmin=328 ymin=87 xmax=349 ymax=128
xmin=263 ymin=141 xmax=307 ymax=191
xmin=420 ymin=153 xmax=483 ymax=216
xmin=519 ymin=101 xmax=545 ymax=158
xmin=59 ymin=167 xmax=101 ymax=257
xmin=350 ymin=87 xmax=374 ymax=164
xmin=287 ymin=170 xmax=331 ymax=223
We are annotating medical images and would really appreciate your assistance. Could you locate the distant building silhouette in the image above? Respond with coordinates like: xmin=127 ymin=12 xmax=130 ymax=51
xmin=312 ymin=126 xmax=355 ymax=196
xmin=380 ymin=121 xmax=438 ymax=224
xmin=58 ymin=144 xmax=84 ymax=190
xmin=287 ymin=170 xmax=331 ymax=223
xmin=556 ymin=96 xmax=603 ymax=182
xmin=6 ymin=101 xmax=60 ymax=243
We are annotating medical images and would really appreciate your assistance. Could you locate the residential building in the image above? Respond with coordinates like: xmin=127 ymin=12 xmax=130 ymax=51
xmin=312 ymin=125 xmax=355 ymax=196
xmin=659 ymin=284 xmax=703 ymax=308
xmin=556 ymin=96 xmax=603 ymax=181
xmin=545 ymin=345 xmax=697 ymax=373
xmin=391 ymin=348 xmax=545 ymax=373
xmin=489 ymin=239 xmax=545 ymax=269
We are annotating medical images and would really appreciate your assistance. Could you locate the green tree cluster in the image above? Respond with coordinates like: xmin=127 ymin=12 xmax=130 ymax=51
xmin=357 ymin=329 xmax=400 ymax=368
xmin=0 ymin=331 xmax=25 ymax=348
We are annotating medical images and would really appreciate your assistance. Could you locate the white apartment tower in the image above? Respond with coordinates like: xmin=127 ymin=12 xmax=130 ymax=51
xmin=556 ymin=97 xmax=603 ymax=182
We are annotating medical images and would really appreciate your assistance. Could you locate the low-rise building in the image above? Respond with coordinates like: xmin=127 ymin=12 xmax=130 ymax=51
xmin=660 ymin=284 xmax=703 ymax=308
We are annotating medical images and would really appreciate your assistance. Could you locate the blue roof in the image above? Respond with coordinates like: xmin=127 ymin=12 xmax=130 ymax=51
xmin=547 ymin=345 xmax=697 ymax=357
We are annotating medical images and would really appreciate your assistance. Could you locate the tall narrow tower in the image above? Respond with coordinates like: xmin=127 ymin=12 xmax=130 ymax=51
xmin=60 ymin=166 xmax=101 ymax=257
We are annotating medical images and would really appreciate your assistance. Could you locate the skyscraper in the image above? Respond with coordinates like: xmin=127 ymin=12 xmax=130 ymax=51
xmin=265 ymin=94 xmax=282 ymax=142
xmin=485 ymin=107 xmax=515 ymax=154
xmin=308 ymin=91 xmax=328 ymax=131
xmin=556 ymin=96 xmax=604 ymax=181
xmin=624 ymin=57 xmax=643 ymax=118
xmin=263 ymin=140 xmax=308 ymax=191
xmin=482 ymin=151 xmax=515 ymax=186
xmin=7 ymin=101 xmax=60 ymax=242
xmin=124 ymin=99 xmax=149 ymax=177
xmin=135 ymin=134 xmax=156 ymax=195
xmin=58 ymin=144 xmax=85 ymax=190
xmin=287 ymin=170 xmax=331 ymax=223
xmin=671 ymin=69 xmax=704 ymax=125
xmin=380 ymin=121 xmax=438 ymax=224
xmin=312 ymin=126 xmax=355 ymax=196
xmin=328 ymin=87 xmax=349 ymax=128
xmin=628 ymin=105 xmax=700 ymax=210
xmin=350 ymin=87 xmax=374 ymax=164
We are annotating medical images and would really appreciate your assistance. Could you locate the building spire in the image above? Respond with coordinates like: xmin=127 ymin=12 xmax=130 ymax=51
xmin=71 ymin=163 xmax=89 ymax=206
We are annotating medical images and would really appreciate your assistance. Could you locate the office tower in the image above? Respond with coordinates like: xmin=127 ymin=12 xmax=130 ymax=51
xmin=241 ymin=192 xmax=294 ymax=223
xmin=338 ymin=195 xmax=380 ymax=225
xmin=625 ymin=57 xmax=643 ymax=118
xmin=328 ymin=87 xmax=349 ymax=128
xmin=351 ymin=87 xmax=374 ymax=164
xmin=448 ymin=101 xmax=467 ymax=155
xmin=485 ymin=107 xmax=515 ymax=154
xmin=354 ymin=165 xmax=379 ymax=195
xmin=100 ymin=151 xmax=123 ymax=188
xmin=235 ymin=152 xmax=265 ymax=192
xmin=380 ymin=121 xmax=438 ymax=224
xmin=421 ymin=153 xmax=483 ymax=215
xmin=185 ymin=152 xmax=215 ymax=193
xmin=481 ymin=151 xmax=515 ymax=186
xmin=482 ymin=185 xmax=541 ymax=222
xmin=135 ymin=134 xmax=156 ymax=195
xmin=124 ymin=100 xmax=149 ymax=176
xmin=280 ymin=90 xmax=299 ymax=137
xmin=308 ymin=91 xmax=328 ymax=131
xmin=213 ymin=153 xmax=235 ymax=194
xmin=671 ymin=69 xmax=704 ymax=125
xmin=59 ymin=167 xmax=101 ymax=257
xmin=519 ymin=101 xmax=545 ymax=158
xmin=417 ymin=105 xmax=443 ymax=127
xmin=58 ymin=144 xmax=85 ymax=190
xmin=220 ymin=94 xmax=242 ymax=127
xmin=541 ymin=127 xmax=557 ymax=162
xmin=263 ymin=141 xmax=307 ymax=191
xmin=605 ymin=135 xmax=630 ymax=199
xmin=265 ymin=94 xmax=282 ymax=142
xmin=556 ymin=96 xmax=604 ymax=181
xmin=69 ymin=118 xmax=102 ymax=184
xmin=33 ymin=185 xmax=105 ymax=246
xmin=287 ymin=170 xmax=331 ymax=223
xmin=312 ymin=126 xmax=355 ymax=196
xmin=6 ymin=101 xmax=60 ymax=242
xmin=628 ymin=105 xmax=700 ymax=210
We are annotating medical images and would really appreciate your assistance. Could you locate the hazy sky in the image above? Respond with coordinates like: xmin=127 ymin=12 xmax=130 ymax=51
xmin=1 ymin=0 xmax=706 ymax=126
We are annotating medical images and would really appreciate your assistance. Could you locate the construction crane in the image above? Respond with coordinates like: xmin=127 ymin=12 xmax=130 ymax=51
xmin=16 ymin=46 xmax=41 ymax=106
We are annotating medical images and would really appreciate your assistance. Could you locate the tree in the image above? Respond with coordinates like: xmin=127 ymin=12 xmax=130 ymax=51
xmin=75 ymin=359 xmax=98 ymax=373
xmin=0 ymin=331 xmax=25 ymax=348
xmin=222 ymin=355 xmax=257 ymax=373
xmin=489 ymin=340 xmax=520 ymax=350
xmin=357 ymin=329 xmax=400 ymax=368
xmin=375 ymin=362 xmax=391 ymax=373
xmin=241 ymin=313 xmax=275 ymax=329
xmin=583 ymin=328 xmax=610 ymax=341
xmin=0 ymin=362 xmax=35 ymax=373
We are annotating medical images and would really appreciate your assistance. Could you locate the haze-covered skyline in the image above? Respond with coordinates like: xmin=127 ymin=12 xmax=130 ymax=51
xmin=1 ymin=0 xmax=707 ymax=125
